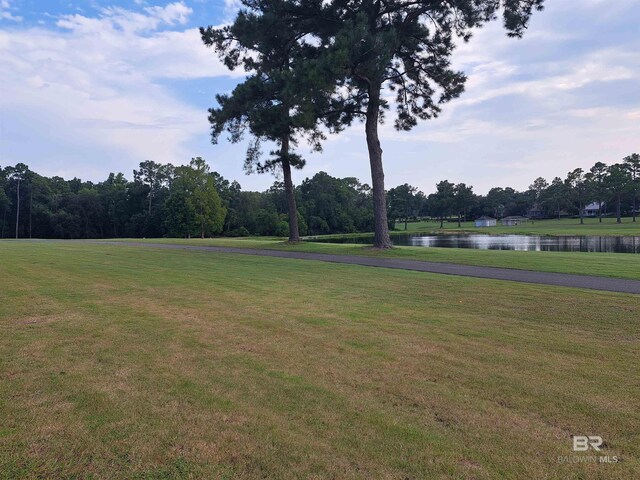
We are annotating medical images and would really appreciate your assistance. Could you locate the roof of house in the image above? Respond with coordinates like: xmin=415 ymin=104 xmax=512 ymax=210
xmin=476 ymin=216 xmax=496 ymax=221
xmin=502 ymin=216 xmax=527 ymax=220
xmin=584 ymin=201 xmax=605 ymax=210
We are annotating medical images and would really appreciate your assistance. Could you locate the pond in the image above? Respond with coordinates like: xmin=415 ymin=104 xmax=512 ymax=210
xmin=311 ymin=234 xmax=640 ymax=253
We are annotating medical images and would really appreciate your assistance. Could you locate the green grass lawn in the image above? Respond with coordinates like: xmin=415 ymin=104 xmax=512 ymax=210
xmin=396 ymin=216 xmax=640 ymax=236
xmin=106 ymin=237 xmax=640 ymax=281
xmin=1 ymin=241 xmax=639 ymax=478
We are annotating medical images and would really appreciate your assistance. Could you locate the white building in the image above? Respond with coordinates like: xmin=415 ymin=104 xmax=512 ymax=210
xmin=582 ymin=202 xmax=605 ymax=217
xmin=474 ymin=216 xmax=497 ymax=227
xmin=501 ymin=216 xmax=527 ymax=226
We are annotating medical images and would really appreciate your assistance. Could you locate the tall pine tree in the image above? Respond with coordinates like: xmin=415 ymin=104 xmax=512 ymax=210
xmin=316 ymin=0 xmax=544 ymax=247
xmin=201 ymin=0 xmax=337 ymax=242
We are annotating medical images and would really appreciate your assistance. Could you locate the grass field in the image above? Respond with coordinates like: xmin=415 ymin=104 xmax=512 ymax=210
xmin=1 ymin=241 xmax=639 ymax=478
xmin=107 ymin=237 xmax=640 ymax=281
xmin=394 ymin=216 xmax=640 ymax=236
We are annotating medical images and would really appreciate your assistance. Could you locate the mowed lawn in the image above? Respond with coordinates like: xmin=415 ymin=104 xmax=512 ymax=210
xmin=109 ymin=237 xmax=640 ymax=281
xmin=1 ymin=242 xmax=639 ymax=479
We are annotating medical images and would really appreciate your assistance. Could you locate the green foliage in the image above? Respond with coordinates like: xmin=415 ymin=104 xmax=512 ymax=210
xmin=274 ymin=220 xmax=290 ymax=237
xmin=429 ymin=180 xmax=456 ymax=222
xmin=164 ymin=158 xmax=226 ymax=238
xmin=387 ymin=184 xmax=418 ymax=229
xmin=3 ymin=153 xmax=640 ymax=239
xmin=298 ymin=172 xmax=373 ymax=235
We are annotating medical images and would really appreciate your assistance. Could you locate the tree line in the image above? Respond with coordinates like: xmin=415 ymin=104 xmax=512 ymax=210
xmin=2 ymin=154 xmax=637 ymax=239
xmin=389 ymin=154 xmax=640 ymax=228
xmin=0 ymin=160 xmax=373 ymax=239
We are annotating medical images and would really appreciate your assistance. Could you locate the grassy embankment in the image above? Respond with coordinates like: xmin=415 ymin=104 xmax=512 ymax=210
xmin=1 ymin=241 xmax=639 ymax=478
xmin=106 ymin=236 xmax=640 ymax=281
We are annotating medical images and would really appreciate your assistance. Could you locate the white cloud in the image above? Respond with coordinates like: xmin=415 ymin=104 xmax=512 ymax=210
xmin=0 ymin=2 xmax=242 ymax=176
xmin=76 ymin=2 xmax=192 ymax=34
xmin=0 ymin=0 xmax=638 ymax=195
xmin=0 ymin=0 xmax=22 ymax=22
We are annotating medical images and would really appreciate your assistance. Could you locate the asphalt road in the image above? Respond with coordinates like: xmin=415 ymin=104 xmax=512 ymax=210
xmin=97 ymin=241 xmax=640 ymax=295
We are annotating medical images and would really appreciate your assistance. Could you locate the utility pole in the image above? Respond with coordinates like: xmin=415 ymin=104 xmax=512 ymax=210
xmin=15 ymin=177 xmax=20 ymax=239
xmin=29 ymin=186 xmax=33 ymax=239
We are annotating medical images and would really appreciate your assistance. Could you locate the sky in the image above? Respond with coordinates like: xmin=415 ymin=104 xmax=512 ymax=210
xmin=0 ymin=0 xmax=639 ymax=195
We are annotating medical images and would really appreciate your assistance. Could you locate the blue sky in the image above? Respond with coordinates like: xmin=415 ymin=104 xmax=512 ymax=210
xmin=1 ymin=0 xmax=639 ymax=194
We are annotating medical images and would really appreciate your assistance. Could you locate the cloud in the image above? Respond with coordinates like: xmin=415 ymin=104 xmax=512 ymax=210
xmin=58 ymin=1 xmax=192 ymax=34
xmin=0 ymin=2 xmax=241 ymax=176
xmin=0 ymin=0 xmax=638 ymax=196
xmin=0 ymin=0 xmax=22 ymax=22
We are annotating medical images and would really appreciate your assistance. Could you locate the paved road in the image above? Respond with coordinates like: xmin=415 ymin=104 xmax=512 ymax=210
xmin=97 ymin=241 xmax=640 ymax=295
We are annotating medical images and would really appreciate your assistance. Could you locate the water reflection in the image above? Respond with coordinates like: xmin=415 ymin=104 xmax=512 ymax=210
xmin=313 ymin=234 xmax=640 ymax=253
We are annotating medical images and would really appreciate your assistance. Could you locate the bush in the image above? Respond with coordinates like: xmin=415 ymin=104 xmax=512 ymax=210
xmin=274 ymin=220 xmax=289 ymax=237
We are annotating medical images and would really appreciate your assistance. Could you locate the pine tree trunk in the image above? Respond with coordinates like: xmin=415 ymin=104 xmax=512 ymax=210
xmin=579 ymin=200 xmax=584 ymax=225
xmin=281 ymin=137 xmax=300 ymax=243
xmin=457 ymin=213 xmax=461 ymax=227
xmin=617 ymin=194 xmax=622 ymax=224
xmin=599 ymin=201 xmax=602 ymax=223
xmin=633 ymin=194 xmax=637 ymax=222
xmin=365 ymin=84 xmax=392 ymax=248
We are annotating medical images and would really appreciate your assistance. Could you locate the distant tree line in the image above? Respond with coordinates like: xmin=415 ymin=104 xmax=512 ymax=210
xmin=388 ymin=154 xmax=640 ymax=228
xmin=1 ymin=154 xmax=637 ymax=239
xmin=0 ymin=160 xmax=373 ymax=239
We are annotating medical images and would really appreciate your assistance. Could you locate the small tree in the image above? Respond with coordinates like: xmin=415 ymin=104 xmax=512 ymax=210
xmin=134 ymin=160 xmax=173 ymax=216
xmin=545 ymin=177 xmax=568 ymax=220
xmin=454 ymin=183 xmax=474 ymax=227
xmin=165 ymin=158 xmax=226 ymax=238
xmin=565 ymin=168 xmax=587 ymax=225
xmin=587 ymin=162 xmax=608 ymax=223
xmin=432 ymin=180 xmax=456 ymax=228
xmin=623 ymin=153 xmax=640 ymax=222
xmin=485 ymin=187 xmax=507 ymax=218
xmin=605 ymin=163 xmax=631 ymax=224
xmin=387 ymin=183 xmax=417 ymax=230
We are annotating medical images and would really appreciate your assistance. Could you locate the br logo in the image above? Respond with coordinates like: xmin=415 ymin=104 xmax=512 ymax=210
xmin=573 ymin=436 xmax=603 ymax=452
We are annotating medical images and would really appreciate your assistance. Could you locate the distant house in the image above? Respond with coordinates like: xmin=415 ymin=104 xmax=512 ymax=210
xmin=527 ymin=204 xmax=545 ymax=219
xmin=582 ymin=201 xmax=605 ymax=217
xmin=501 ymin=216 xmax=527 ymax=226
xmin=474 ymin=216 xmax=497 ymax=227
